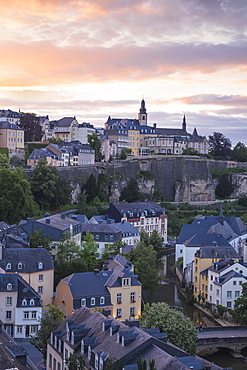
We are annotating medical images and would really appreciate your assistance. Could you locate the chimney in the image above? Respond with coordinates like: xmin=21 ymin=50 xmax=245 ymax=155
xmin=153 ymin=123 xmax=157 ymax=128
xmin=46 ymin=219 xmax=50 ymax=224
xmin=102 ymin=308 xmax=111 ymax=317
xmin=61 ymin=214 xmax=66 ymax=219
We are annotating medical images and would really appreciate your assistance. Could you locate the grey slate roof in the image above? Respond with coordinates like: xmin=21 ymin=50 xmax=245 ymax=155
xmin=0 ymin=247 xmax=54 ymax=273
xmin=81 ymin=223 xmax=120 ymax=234
xmin=185 ymin=233 xmax=231 ymax=248
xmin=106 ymin=202 xmax=167 ymax=222
xmin=195 ymin=245 xmax=239 ymax=259
xmin=110 ymin=221 xmax=139 ymax=236
xmin=52 ymin=117 xmax=75 ymax=127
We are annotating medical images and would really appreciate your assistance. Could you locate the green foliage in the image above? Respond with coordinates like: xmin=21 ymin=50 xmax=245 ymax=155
xmin=120 ymin=178 xmax=140 ymax=202
xmin=231 ymin=142 xmax=247 ymax=162
xmin=177 ymin=257 xmax=183 ymax=270
xmin=81 ymin=231 xmax=98 ymax=270
xmin=49 ymin=137 xmax=63 ymax=145
xmin=216 ymin=304 xmax=227 ymax=317
xmin=161 ymin=202 xmax=177 ymax=210
xmin=82 ymin=174 xmax=100 ymax=203
xmin=210 ymin=166 xmax=246 ymax=178
xmin=29 ymin=230 xmax=51 ymax=251
xmin=208 ymin=132 xmax=231 ymax=158
xmin=0 ymin=147 xmax=8 ymax=156
xmin=119 ymin=148 xmax=132 ymax=159
xmin=101 ymin=239 xmax=126 ymax=261
xmin=19 ymin=113 xmax=43 ymax=142
xmin=0 ymin=167 xmax=38 ymax=224
xmin=233 ymin=282 xmax=247 ymax=325
xmin=87 ymin=133 xmax=103 ymax=161
xmin=140 ymin=302 xmax=197 ymax=355
xmin=215 ymin=174 xmax=234 ymax=198
xmin=136 ymin=169 xmax=155 ymax=180
xmin=10 ymin=155 xmax=23 ymax=167
xmin=66 ymin=354 xmax=85 ymax=370
xmin=149 ymin=230 xmax=163 ymax=253
xmin=182 ymin=148 xmax=199 ymax=156
xmin=238 ymin=194 xmax=247 ymax=207
xmin=0 ymin=153 xmax=10 ymax=169
xmin=126 ymin=243 xmax=158 ymax=294
xmin=30 ymin=158 xmax=72 ymax=210
xmin=30 ymin=304 xmax=64 ymax=359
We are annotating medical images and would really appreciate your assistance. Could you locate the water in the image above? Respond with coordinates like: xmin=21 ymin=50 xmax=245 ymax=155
xmin=143 ymin=255 xmax=247 ymax=370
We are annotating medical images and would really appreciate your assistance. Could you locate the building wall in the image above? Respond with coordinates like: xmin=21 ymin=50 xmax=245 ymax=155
xmin=53 ymin=280 xmax=73 ymax=317
xmin=15 ymin=306 xmax=42 ymax=338
xmin=108 ymin=282 xmax=142 ymax=321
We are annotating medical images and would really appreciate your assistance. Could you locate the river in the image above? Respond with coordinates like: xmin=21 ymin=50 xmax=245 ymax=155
xmin=143 ymin=255 xmax=247 ymax=370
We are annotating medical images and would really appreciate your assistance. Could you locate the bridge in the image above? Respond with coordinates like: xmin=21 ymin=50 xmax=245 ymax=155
xmin=197 ymin=326 xmax=247 ymax=358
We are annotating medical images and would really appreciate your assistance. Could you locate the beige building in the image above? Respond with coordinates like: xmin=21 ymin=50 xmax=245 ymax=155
xmin=52 ymin=117 xmax=78 ymax=142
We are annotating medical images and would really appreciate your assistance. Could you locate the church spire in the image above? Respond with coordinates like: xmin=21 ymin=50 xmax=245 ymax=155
xmin=182 ymin=114 xmax=186 ymax=131
xmin=138 ymin=99 xmax=147 ymax=125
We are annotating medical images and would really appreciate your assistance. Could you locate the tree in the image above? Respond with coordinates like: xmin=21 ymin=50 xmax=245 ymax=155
xmin=119 ymin=148 xmax=132 ymax=159
xmin=81 ymin=231 xmax=98 ymax=270
xmin=234 ymin=282 xmax=247 ymax=325
xmin=87 ymin=133 xmax=103 ymax=161
xmin=140 ymin=302 xmax=197 ymax=355
xmin=19 ymin=113 xmax=43 ymax=142
xmin=208 ymin=132 xmax=231 ymax=158
xmin=238 ymin=194 xmax=247 ymax=207
xmin=67 ymin=354 xmax=85 ymax=370
xmin=29 ymin=230 xmax=51 ymax=251
xmin=182 ymin=148 xmax=199 ymax=156
xmin=0 ymin=167 xmax=38 ymax=224
xmin=30 ymin=304 xmax=64 ymax=359
xmin=126 ymin=243 xmax=158 ymax=294
xmin=0 ymin=153 xmax=9 ymax=169
xmin=101 ymin=238 xmax=126 ymax=261
xmin=30 ymin=158 xmax=72 ymax=210
xmin=149 ymin=230 xmax=163 ymax=253
xmin=10 ymin=155 xmax=23 ymax=167
xmin=231 ymin=142 xmax=247 ymax=162
xmin=215 ymin=174 xmax=234 ymax=198
xmin=83 ymin=174 xmax=100 ymax=204
xmin=120 ymin=178 xmax=140 ymax=202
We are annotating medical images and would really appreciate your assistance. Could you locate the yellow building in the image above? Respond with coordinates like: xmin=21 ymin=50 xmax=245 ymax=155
xmin=127 ymin=127 xmax=140 ymax=156
xmin=193 ymin=245 xmax=240 ymax=301
xmin=54 ymin=255 xmax=142 ymax=320
xmin=0 ymin=119 xmax=24 ymax=157
xmin=53 ymin=117 xmax=78 ymax=142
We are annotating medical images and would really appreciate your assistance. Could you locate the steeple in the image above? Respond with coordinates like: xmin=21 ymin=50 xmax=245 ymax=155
xmin=138 ymin=99 xmax=147 ymax=126
xmin=182 ymin=114 xmax=186 ymax=131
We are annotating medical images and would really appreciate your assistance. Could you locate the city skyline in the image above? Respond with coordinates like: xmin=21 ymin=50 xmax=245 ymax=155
xmin=0 ymin=0 xmax=247 ymax=145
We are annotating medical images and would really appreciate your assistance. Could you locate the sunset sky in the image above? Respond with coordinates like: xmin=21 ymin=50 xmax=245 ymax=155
xmin=0 ymin=0 xmax=247 ymax=145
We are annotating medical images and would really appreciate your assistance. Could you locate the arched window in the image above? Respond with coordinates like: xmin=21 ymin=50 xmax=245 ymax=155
xmin=100 ymin=297 xmax=105 ymax=305
xmin=22 ymin=299 xmax=27 ymax=306
xmin=7 ymin=283 xmax=12 ymax=290
xmin=30 ymin=299 xmax=35 ymax=306
xmin=6 ymin=263 xmax=11 ymax=270
xmin=90 ymin=297 xmax=95 ymax=306
xmin=81 ymin=298 xmax=86 ymax=306
xmin=18 ymin=262 xmax=22 ymax=269
xmin=38 ymin=262 xmax=43 ymax=269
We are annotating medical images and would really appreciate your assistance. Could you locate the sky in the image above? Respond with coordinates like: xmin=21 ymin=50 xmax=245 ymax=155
xmin=0 ymin=0 xmax=247 ymax=146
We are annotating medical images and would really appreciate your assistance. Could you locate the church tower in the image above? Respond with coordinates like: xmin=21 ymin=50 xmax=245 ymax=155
xmin=182 ymin=114 xmax=186 ymax=131
xmin=138 ymin=99 xmax=147 ymax=126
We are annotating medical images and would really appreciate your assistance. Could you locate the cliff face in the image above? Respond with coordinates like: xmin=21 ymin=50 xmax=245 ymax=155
xmin=55 ymin=156 xmax=230 ymax=202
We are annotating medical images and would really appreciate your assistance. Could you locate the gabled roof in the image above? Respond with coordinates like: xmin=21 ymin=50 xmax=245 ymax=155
xmin=52 ymin=117 xmax=76 ymax=127
xmin=110 ymin=221 xmax=140 ymax=235
xmin=0 ymin=247 xmax=54 ymax=273
xmin=62 ymin=270 xmax=113 ymax=299
xmin=195 ymin=245 xmax=239 ymax=259
xmin=185 ymin=233 xmax=231 ymax=248
xmin=81 ymin=223 xmax=120 ymax=234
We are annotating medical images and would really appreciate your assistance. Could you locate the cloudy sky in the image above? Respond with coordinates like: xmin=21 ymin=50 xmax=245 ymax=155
xmin=0 ymin=0 xmax=247 ymax=145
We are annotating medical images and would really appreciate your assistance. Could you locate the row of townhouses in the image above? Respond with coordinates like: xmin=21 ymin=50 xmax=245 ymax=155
xmin=0 ymin=202 xmax=167 ymax=339
xmin=1 ymin=101 xmax=209 ymax=164
xmin=175 ymin=211 xmax=247 ymax=310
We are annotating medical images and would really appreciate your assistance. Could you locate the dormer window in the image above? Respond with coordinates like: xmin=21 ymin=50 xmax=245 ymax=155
xmin=30 ymin=299 xmax=35 ymax=306
xmin=81 ymin=298 xmax=86 ymax=306
xmin=22 ymin=299 xmax=27 ymax=305
xmin=18 ymin=262 xmax=22 ymax=269
xmin=123 ymin=278 xmax=130 ymax=287
xmin=95 ymin=354 xmax=99 ymax=370
xmin=81 ymin=340 xmax=84 ymax=354
xmin=91 ymin=297 xmax=95 ymax=306
xmin=38 ymin=262 xmax=43 ymax=270
xmin=7 ymin=283 xmax=12 ymax=290
xmin=88 ymin=345 xmax=91 ymax=360
xmin=100 ymin=297 xmax=105 ymax=305
xmin=6 ymin=263 xmax=11 ymax=270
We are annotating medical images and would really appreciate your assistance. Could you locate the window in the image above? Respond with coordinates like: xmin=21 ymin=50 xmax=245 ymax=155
xmin=30 ymin=299 xmax=35 ymax=306
xmin=6 ymin=297 xmax=12 ymax=306
xmin=38 ymin=274 xmax=43 ymax=282
xmin=6 ymin=311 xmax=12 ymax=319
xmin=7 ymin=283 xmax=12 ymax=290
xmin=195 ymin=276 xmax=197 ymax=282
xmin=53 ymin=358 xmax=57 ymax=370
xmin=91 ymin=297 xmax=95 ymax=306
xmin=17 ymin=326 xmax=22 ymax=334
xmin=6 ymin=263 xmax=11 ymax=270
xmin=81 ymin=298 xmax=86 ymax=306
xmin=211 ymin=275 xmax=213 ymax=281
xmin=235 ymin=291 xmax=240 ymax=298
xmin=100 ymin=297 xmax=105 ymax=305
xmin=180 ymin=249 xmax=182 ymax=254
xmin=202 ymin=284 xmax=204 ymax=290
xmin=216 ymin=300 xmax=219 ymax=305
xmin=63 ymin=294 xmax=66 ymax=303
xmin=195 ymin=259 xmax=198 ymax=264
xmin=38 ymin=262 xmax=43 ymax=269
xmin=38 ymin=286 xmax=43 ymax=294
xmin=24 ymin=312 xmax=29 ymax=319
xmin=216 ymin=289 xmax=219 ymax=296
xmin=95 ymin=355 xmax=99 ymax=370
xmin=227 ymin=301 xmax=232 ymax=309
xmin=116 ymin=308 xmax=122 ymax=317
xmin=233 ymin=281 xmax=237 ymax=286
xmin=18 ymin=262 xmax=22 ymax=269
xmin=130 ymin=292 xmax=136 ymax=302
xmin=195 ymin=287 xmax=197 ymax=293
xmin=210 ymin=284 xmax=212 ymax=291
xmin=195 ymin=267 xmax=198 ymax=272
xmin=239 ymin=281 xmax=242 ymax=285
xmin=227 ymin=291 xmax=232 ymax=298
xmin=49 ymin=354 xmax=52 ymax=368
xmin=123 ymin=278 xmax=130 ymax=286
xmin=32 ymin=311 xmax=37 ymax=319
xmin=22 ymin=299 xmax=27 ymax=305
xmin=117 ymin=293 xmax=122 ymax=303
xmin=31 ymin=325 xmax=38 ymax=334
xmin=130 ymin=307 xmax=135 ymax=316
